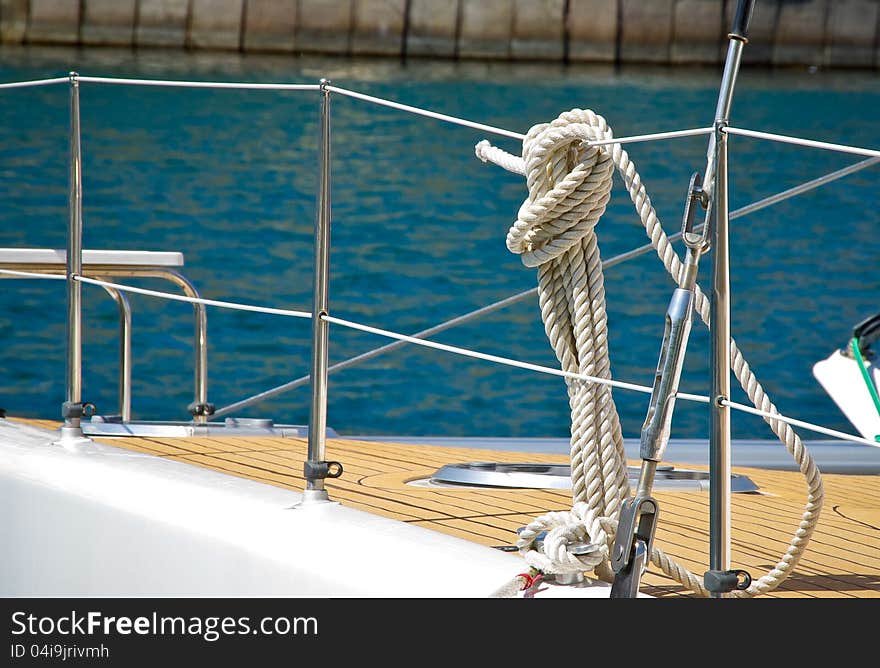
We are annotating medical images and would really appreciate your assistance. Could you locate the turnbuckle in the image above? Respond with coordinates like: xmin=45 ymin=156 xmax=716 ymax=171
xmin=610 ymin=496 xmax=658 ymax=598
xmin=639 ymin=288 xmax=694 ymax=463
xmin=610 ymin=170 xmax=710 ymax=598
xmin=639 ymin=171 xmax=709 ymax=463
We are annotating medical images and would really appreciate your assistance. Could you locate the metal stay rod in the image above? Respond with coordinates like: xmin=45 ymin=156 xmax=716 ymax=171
xmin=304 ymin=80 xmax=334 ymax=501
xmin=702 ymin=40 xmax=746 ymax=198
xmin=706 ymin=0 xmax=754 ymax=593
xmin=60 ymin=72 xmax=88 ymax=444
xmin=710 ymin=121 xmax=732 ymax=583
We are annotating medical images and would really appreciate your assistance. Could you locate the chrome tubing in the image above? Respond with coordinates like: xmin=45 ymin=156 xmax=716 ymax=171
xmin=704 ymin=0 xmax=752 ymax=595
xmin=155 ymin=269 xmax=211 ymax=423
xmin=102 ymin=268 xmax=209 ymax=423
xmin=304 ymin=80 xmax=334 ymax=502
xmin=100 ymin=285 xmax=132 ymax=422
xmin=0 ymin=263 xmax=207 ymax=423
xmin=60 ymin=72 xmax=87 ymax=444
xmin=93 ymin=267 xmax=208 ymax=422
xmin=702 ymin=39 xmax=745 ymax=199
xmin=638 ymin=288 xmax=696 ymax=465
xmin=709 ymin=122 xmax=732 ymax=585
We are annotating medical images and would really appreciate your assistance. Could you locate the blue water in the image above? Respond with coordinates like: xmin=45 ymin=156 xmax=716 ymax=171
xmin=1 ymin=46 xmax=879 ymax=441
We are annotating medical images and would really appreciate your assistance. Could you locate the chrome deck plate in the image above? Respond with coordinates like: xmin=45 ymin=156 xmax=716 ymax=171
xmin=418 ymin=461 xmax=759 ymax=493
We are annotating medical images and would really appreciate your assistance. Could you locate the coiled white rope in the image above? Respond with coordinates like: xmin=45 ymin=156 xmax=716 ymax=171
xmin=478 ymin=108 xmax=824 ymax=598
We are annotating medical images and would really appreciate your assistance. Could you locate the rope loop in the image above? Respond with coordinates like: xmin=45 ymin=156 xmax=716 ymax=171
xmin=509 ymin=109 xmax=616 ymax=268
xmin=516 ymin=502 xmax=610 ymax=575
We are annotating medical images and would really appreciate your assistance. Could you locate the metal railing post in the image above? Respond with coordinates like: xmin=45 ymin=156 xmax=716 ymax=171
xmin=58 ymin=71 xmax=91 ymax=446
xmin=187 ymin=301 xmax=211 ymax=423
xmin=302 ymin=79 xmax=341 ymax=503
xmin=704 ymin=1 xmax=753 ymax=595
xmin=99 ymin=284 xmax=132 ymax=422
xmin=709 ymin=120 xmax=731 ymax=588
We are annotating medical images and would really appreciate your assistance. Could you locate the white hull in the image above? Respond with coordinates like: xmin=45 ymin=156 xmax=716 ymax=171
xmin=0 ymin=419 xmax=617 ymax=598
xmin=814 ymin=349 xmax=880 ymax=441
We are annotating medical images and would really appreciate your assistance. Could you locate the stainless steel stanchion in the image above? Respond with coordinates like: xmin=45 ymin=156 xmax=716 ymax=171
xmin=302 ymin=79 xmax=343 ymax=504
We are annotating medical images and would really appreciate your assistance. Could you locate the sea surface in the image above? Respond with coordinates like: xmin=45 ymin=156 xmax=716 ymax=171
xmin=1 ymin=45 xmax=879 ymax=442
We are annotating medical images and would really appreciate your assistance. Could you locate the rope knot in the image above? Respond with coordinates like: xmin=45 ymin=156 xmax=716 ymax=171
xmin=516 ymin=502 xmax=611 ymax=576
xmin=507 ymin=109 xmax=616 ymax=268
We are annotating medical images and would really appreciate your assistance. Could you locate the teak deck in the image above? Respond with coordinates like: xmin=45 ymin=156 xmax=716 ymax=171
xmin=72 ymin=429 xmax=880 ymax=599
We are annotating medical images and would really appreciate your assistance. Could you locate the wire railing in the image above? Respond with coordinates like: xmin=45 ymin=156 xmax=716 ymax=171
xmin=7 ymin=264 xmax=877 ymax=448
xmin=5 ymin=74 xmax=878 ymax=155
xmin=63 ymin=273 xmax=880 ymax=449
xmin=3 ymin=68 xmax=879 ymax=591
xmin=211 ymin=150 xmax=880 ymax=418
xmin=0 ymin=76 xmax=69 ymax=89
xmin=1 ymin=77 xmax=878 ymax=460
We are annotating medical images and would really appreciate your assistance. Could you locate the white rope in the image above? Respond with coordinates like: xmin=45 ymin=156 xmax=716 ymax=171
xmin=497 ymin=109 xmax=631 ymax=587
xmin=580 ymin=126 xmax=714 ymax=148
xmin=76 ymin=76 xmax=320 ymax=91
xmin=475 ymin=140 xmax=526 ymax=174
xmin=722 ymin=399 xmax=880 ymax=448
xmin=725 ymin=126 xmax=880 ymax=159
xmin=480 ymin=108 xmax=825 ymax=598
xmin=517 ymin=503 xmax=610 ymax=575
xmin=74 ymin=276 xmax=311 ymax=319
xmin=0 ymin=269 xmax=66 ymax=280
xmin=488 ymin=575 xmax=532 ymax=598
xmin=327 ymin=85 xmax=527 ymax=140
xmin=325 ymin=315 xmax=880 ymax=447
xmin=323 ymin=314 xmax=656 ymax=396
xmin=0 ymin=77 xmax=69 ymax=89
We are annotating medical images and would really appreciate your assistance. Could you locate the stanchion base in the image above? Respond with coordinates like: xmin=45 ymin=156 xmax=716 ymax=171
xmin=53 ymin=426 xmax=94 ymax=451
xmin=294 ymin=489 xmax=339 ymax=508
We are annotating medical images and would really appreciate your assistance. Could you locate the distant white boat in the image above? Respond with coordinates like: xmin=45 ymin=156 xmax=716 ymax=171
xmin=814 ymin=312 xmax=880 ymax=442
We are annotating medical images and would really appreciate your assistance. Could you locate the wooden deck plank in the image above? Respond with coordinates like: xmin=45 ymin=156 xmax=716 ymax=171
xmin=151 ymin=436 xmax=880 ymax=597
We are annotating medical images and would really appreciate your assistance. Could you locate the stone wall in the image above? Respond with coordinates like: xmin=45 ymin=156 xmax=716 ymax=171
xmin=1 ymin=0 xmax=877 ymax=68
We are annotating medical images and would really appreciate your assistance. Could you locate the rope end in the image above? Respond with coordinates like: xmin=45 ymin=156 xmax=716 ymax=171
xmin=475 ymin=139 xmax=491 ymax=163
